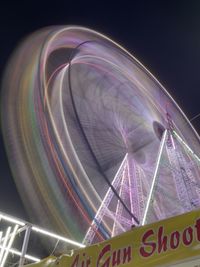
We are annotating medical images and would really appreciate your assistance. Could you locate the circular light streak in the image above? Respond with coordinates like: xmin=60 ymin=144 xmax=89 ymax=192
xmin=2 ymin=26 xmax=200 ymax=244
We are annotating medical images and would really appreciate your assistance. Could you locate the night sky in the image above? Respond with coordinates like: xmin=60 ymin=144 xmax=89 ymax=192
xmin=1 ymin=1 xmax=200 ymax=222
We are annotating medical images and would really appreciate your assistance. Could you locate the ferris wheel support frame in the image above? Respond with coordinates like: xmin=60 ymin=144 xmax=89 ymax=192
xmin=142 ymin=128 xmax=200 ymax=226
xmin=83 ymin=127 xmax=200 ymax=244
xmin=141 ymin=129 xmax=168 ymax=225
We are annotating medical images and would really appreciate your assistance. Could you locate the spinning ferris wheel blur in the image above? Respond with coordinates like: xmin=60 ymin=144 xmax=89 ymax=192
xmin=2 ymin=26 xmax=200 ymax=246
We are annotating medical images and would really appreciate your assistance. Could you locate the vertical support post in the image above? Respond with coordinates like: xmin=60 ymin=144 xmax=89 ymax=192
xmin=141 ymin=129 xmax=167 ymax=225
xmin=19 ymin=225 xmax=31 ymax=267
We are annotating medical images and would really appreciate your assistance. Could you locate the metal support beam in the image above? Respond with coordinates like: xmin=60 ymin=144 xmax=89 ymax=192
xmin=83 ymin=154 xmax=128 ymax=244
xmin=173 ymin=130 xmax=200 ymax=164
xmin=142 ymin=129 xmax=167 ymax=225
xmin=19 ymin=225 xmax=31 ymax=267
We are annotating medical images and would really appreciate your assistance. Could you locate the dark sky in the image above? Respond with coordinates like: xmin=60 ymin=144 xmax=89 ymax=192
xmin=1 ymin=0 xmax=200 ymax=221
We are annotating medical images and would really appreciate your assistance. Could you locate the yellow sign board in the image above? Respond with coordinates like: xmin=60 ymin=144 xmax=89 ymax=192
xmin=29 ymin=209 xmax=200 ymax=267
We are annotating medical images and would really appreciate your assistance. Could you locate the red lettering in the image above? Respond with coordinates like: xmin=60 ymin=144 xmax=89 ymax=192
xmin=82 ymin=253 xmax=85 ymax=267
xmin=96 ymin=244 xmax=111 ymax=267
xmin=158 ymin=226 xmax=167 ymax=253
xmin=170 ymin=231 xmax=180 ymax=249
xmin=183 ymin=227 xmax=193 ymax=246
xmin=195 ymin=218 xmax=200 ymax=241
xmin=86 ymin=258 xmax=91 ymax=267
xmin=140 ymin=229 xmax=156 ymax=257
xmin=71 ymin=254 xmax=79 ymax=267
xmin=122 ymin=246 xmax=131 ymax=263
xmin=112 ymin=250 xmax=120 ymax=266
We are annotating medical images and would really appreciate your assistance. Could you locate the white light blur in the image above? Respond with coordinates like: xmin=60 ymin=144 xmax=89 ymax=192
xmin=0 ymin=227 xmax=11 ymax=264
xmin=0 ymin=246 xmax=40 ymax=262
xmin=32 ymin=226 xmax=85 ymax=248
xmin=0 ymin=225 xmax=19 ymax=267
xmin=0 ymin=214 xmax=25 ymax=226
xmin=0 ymin=212 xmax=84 ymax=248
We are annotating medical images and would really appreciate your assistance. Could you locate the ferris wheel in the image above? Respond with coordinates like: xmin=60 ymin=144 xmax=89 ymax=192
xmin=2 ymin=26 xmax=200 ymax=246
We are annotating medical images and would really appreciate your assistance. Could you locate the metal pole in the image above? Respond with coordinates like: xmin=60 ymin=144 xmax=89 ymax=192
xmin=18 ymin=226 xmax=31 ymax=267
xmin=141 ymin=129 xmax=167 ymax=225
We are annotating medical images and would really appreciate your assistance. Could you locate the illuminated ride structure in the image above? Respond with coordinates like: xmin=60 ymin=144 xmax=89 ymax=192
xmin=2 ymin=26 xmax=200 ymax=254
xmin=0 ymin=211 xmax=84 ymax=266
xmin=83 ymin=121 xmax=200 ymax=245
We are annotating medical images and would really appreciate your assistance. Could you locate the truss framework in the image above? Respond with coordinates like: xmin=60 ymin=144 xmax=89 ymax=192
xmin=83 ymin=128 xmax=200 ymax=245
